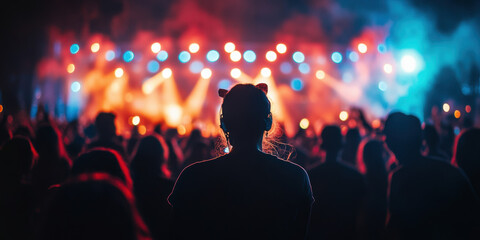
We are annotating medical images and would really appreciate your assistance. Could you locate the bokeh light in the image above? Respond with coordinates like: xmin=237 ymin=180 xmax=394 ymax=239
xmin=0 ymin=105 xmax=3 ymax=113
xmin=67 ymin=64 xmax=75 ymax=73
xmin=177 ymin=125 xmax=187 ymax=135
xmin=331 ymin=52 xmax=343 ymax=63
xmin=290 ymin=78 xmax=304 ymax=91
xmin=292 ymin=52 xmax=305 ymax=63
xmin=224 ymin=42 xmax=235 ymax=53
xmin=339 ymin=111 xmax=349 ymax=121
xmin=156 ymin=50 xmax=168 ymax=62
xmin=147 ymin=60 xmax=160 ymax=73
xmin=206 ymin=50 xmax=220 ymax=62
xmin=71 ymin=81 xmax=81 ymax=92
xmin=443 ymin=103 xmax=450 ymax=112
xmin=315 ymin=70 xmax=325 ymax=80
xmin=230 ymin=50 xmax=242 ymax=62
xmin=377 ymin=44 xmax=387 ymax=53
xmin=200 ymin=68 xmax=212 ymax=79
xmin=299 ymin=118 xmax=310 ymax=129
xmin=383 ymin=63 xmax=393 ymax=74
xmin=358 ymin=43 xmax=367 ymax=53
xmin=151 ymin=42 xmax=161 ymax=53
xmin=178 ymin=51 xmax=191 ymax=63
xmin=138 ymin=125 xmax=147 ymax=135
xmin=298 ymin=63 xmax=310 ymax=74
xmin=378 ymin=81 xmax=388 ymax=91
xmin=218 ymin=79 xmax=232 ymax=89
xmin=123 ymin=51 xmax=135 ymax=62
xmin=70 ymin=44 xmax=80 ymax=54
xmin=280 ymin=62 xmax=293 ymax=74
xmin=189 ymin=61 xmax=204 ymax=73
xmin=189 ymin=43 xmax=200 ymax=53
xmin=162 ymin=68 xmax=173 ymax=78
xmin=260 ymin=67 xmax=271 ymax=78
xmin=372 ymin=119 xmax=381 ymax=129
xmin=342 ymin=72 xmax=353 ymax=83
xmin=348 ymin=51 xmax=359 ymax=62
xmin=230 ymin=68 xmax=241 ymax=79
xmin=276 ymin=43 xmax=287 ymax=54
xmin=91 ymin=43 xmax=100 ymax=53
xmin=114 ymin=68 xmax=124 ymax=78
xmin=454 ymin=110 xmax=461 ymax=119
xmin=132 ymin=116 xmax=140 ymax=126
xmin=105 ymin=50 xmax=115 ymax=61
xmin=243 ymin=50 xmax=256 ymax=63
xmin=401 ymin=55 xmax=416 ymax=73
xmin=466 ymin=105 xmax=471 ymax=113
xmin=266 ymin=51 xmax=277 ymax=62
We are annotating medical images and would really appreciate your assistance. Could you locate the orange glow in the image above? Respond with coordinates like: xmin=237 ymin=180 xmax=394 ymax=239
xmin=189 ymin=43 xmax=200 ymax=53
xmin=114 ymin=68 xmax=124 ymax=78
xmin=151 ymin=42 xmax=161 ymax=53
xmin=265 ymin=51 xmax=277 ymax=62
xmin=224 ymin=42 xmax=235 ymax=53
xmin=299 ymin=118 xmax=309 ymax=129
xmin=315 ymin=70 xmax=325 ymax=80
xmin=177 ymin=125 xmax=187 ymax=135
xmin=260 ymin=67 xmax=271 ymax=78
xmin=91 ymin=43 xmax=100 ymax=53
xmin=339 ymin=111 xmax=349 ymax=121
xmin=142 ymin=71 xmax=167 ymax=94
xmin=230 ymin=50 xmax=242 ymax=62
xmin=230 ymin=68 xmax=241 ymax=79
xmin=372 ymin=119 xmax=381 ymax=129
xmin=358 ymin=43 xmax=367 ymax=53
xmin=67 ymin=64 xmax=75 ymax=73
xmin=184 ymin=75 xmax=212 ymax=119
xmin=165 ymin=104 xmax=182 ymax=126
xmin=200 ymin=68 xmax=212 ymax=79
xmin=466 ymin=105 xmax=471 ymax=113
xmin=138 ymin=125 xmax=147 ymax=135
xmin=132 ymin=116 xmax=140 ymax=126
xmin=454 ymin=110 xmax=461 ymax=119
xmin=0 ymin=105 xmax=3 ymax=113
xmin=276 ymin=43 xmax=287 ymax=54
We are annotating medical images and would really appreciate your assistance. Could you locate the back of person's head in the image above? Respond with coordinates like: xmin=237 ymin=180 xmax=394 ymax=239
xmin=320 ymin=125 xmax=343 ymax=153
xmin=453 ymin=128 xmax=480 ymax=173
xmin=423 ymin=124 xmax=440 ymax=149
xmin=359 ymin=139 xmax=386 ymax=175
xmin=220 ymin=84 xmax=271 ymax=146
xmin=384 ymin=112 xmax=422 ymax=163
xmin=37 ymin=173 xmax=150 ymax=240
xmin=72 ymin=148 xmax=132 ymax=188
xmin=14 ymin=124 xmax=34 ymax=140
xmin=130 ymin=135 xmax=169 ymax=177
xmin=95 ymin=112 xmax=117 ymax=139
xmin=35 ymin=123 xmax=65 ymax=160
xmin=345 ymin=128 xmax=361 ymax=145
xmin=0 ymin=136 xmax=38 ymax=182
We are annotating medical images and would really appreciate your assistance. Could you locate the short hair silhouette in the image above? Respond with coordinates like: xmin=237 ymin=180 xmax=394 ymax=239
xmin=130 ymin=135 xmax=169 ymax=177
xmin=0 ymin=136 xmax=37 ymax=182
xmin=95 ymin=112 xmax=117 ymax=139
xmin=453 ymin=128 xmax=480 ymax=194
xmin=320 ymin=125 xmax=343 ymax=153
xmin=384 ymin=112 xmax=422 ymax=164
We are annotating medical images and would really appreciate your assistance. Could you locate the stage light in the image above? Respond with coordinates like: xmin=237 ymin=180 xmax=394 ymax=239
xmin=179 ymin=51 xmax=191 ymax=63
xmin=383 ymin=64 xmax=393 ymax=74
xmin=177 ymin=125 xmax=187 ymax=135
xmin=339 ymin=111 xmax=349 ymax=121
xmin=377 ymin=44 xmax=386 ymax=53
xmin=378 ymin=81 xmax=388 ymax=91
xmin=401 ymin=55 xmax=416 ymax=73
xmin=331 ymin=52 xmax=342 ymax=63
xmin=67 ymin=64 xmax=75 ymax=73
xmin=123 ymin=51 xmax=134 ymax=62
xmin=358 ymin=43 xmax=367 ymax=53
xmin=224 ymin=42 xmax=235 ymax=53
xmin=70 ymin=44 xmax=80 ymax=54
xmin=372 ymin=119 xmax=381 ymax=129
xmin=132 ymin=116 xmax=140 ymax=126
xmin=218 ymin=79 xmax=231 ymax=89
xmin=114 ymin=68 xmax=124 ymax=78
xmin=189 ymin=61 xmax=204 ymax=73
xmin=206 ymin=50 xmax=220 ymax=62
xmin=105 ymin=50 xmax=115 ymax=61
xmin=298 ymin=63 xmax=310 ymax=74
xmin=299 ymin=118 xmax=309 ymax=129
xmin=243 ymin=50 xmax=256 ymax=63
xmin=91 ymin=43 xmax=100 ymax=53
xmin=151 ymin=42 xmax=161 ymax=53
xmin=316 ymin=70 xmax=325 ymax=80
xmin=290 ymin=78 xmax=304 ymax=91
xmin=266 ymin=51 xmax=277 ymax=62
xmin=230 ymin=68 xmax=241 ymax=79
xmin=162 ymin=68 xmax=173 ymax=78
xmin=230 ymin=50 xmax=242 ymax=62
xmin=280 ymin=62 xmax=292 ymax=74
xmin=0 ymin=105 xmax=3 ymax=113
xmin=147 ymin=60 xmax=160 ymax=73
xmin=71 ymin=81 xmax=81 ymax=92
xmin=348 ymin=51 xmax=359 ymax=62
xmin=201 ymin=68 xmax=212 ymax=79
xmin=260 ymin=67 xmax=271 ymax=78
xmin=454 ymin=110 xmax=461 ymax=119
xmin=189 ymin=43 xmax=200 ymax=53
xmin=156 ymin=50 xmax=168 ymax=62
xmin=276 ymin=43 xmax=287 ymax=54
xmin=466 ymin=105 xmax=471 ymax=113
xmin=292 ymin=52 xmax=305 ymax=63
xmin=443 ymin=103 xmax=450 ymax=112
xmin=138 ymin=125 xmax=147 ymax=135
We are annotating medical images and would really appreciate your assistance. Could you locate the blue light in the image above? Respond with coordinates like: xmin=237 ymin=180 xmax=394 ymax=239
xmin=377 ymin=44 xmax=387 ymax=53
xmin=331 ymin=52 xmax=343 ymax=64
xmin=378 ymin=81 xmax=388 ymax=91
xmin=156 ymin=50 xmax=168 ymax=62
xmin=71 ymin=81 xmax=81 ymax=92
xmin=189 ymin=61 xmax=204 ymax=73
xmin=298 ymin=63 xmax=310 ymax=74
xmin=342 ymin=72 xmax=353 ymax=83
xmin=105 ymin=50 xmax=115 ymax=61
xmin=179 ymin=51 xmax=191 ymax=63
xmin=218 ymin=79 xmax=232 ymax=89
xmin=123 ymin=51 xmax=135 ymax=62
xmin=206 ymin=50 xmax=220 ymax=62
xmin=290 ymin=78 xmax=304 ymax=91
xmin=70 ymin=44 xmax=80 ymax=54
xmin=280 ymin=62 xmax=293 ymax=74
xmin=292 ymin=52 xmax=305 ymax=63
xmin=243 ymin=50 xmax=256 ymax=63
xmin=348 ymin=51 xmax=359 ymax=62
xmin=147 ymin=60 xmax=160 ymax=73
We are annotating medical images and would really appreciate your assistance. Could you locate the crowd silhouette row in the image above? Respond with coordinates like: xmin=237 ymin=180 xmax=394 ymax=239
xmin=1 ymin=83 xmax=479 ymax=239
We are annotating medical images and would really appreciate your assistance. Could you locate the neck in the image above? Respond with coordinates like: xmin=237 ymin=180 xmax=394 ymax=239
xmin=230 ymin=137 xmax=263 ymax=155
xmin=325 ymin=151 xmax=338 ymax=163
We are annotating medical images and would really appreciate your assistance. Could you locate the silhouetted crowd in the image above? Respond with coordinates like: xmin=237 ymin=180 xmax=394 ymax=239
xmin=1 ymin=85 xmax=480 ymax=240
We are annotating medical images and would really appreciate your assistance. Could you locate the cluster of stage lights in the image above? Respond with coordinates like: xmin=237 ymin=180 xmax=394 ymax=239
xmin=67 ymin=41 xmax=419 ymax=93
xmin=442 ymin=103 xmax=472 ymax=119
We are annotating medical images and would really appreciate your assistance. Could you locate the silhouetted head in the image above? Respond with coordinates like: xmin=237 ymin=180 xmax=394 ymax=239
xmin=220 ymin=84 xmax=272 ymax=147
xmin=0 ymin=125 xmax=12 ymax=148
xmin=0 ymin=136 xmax=37 ymax=182
xmin=423 ymin=124 xmax=439 ymax=149
xmin=95 ymin=112 xmax=117 ymax=139
xmin=130 ymin=135 xmax=169 ymax=178
xmin=35 ymin=123 xmax=67 ymax=161
xmin=360 ymin=139 xmax=386 ymax=175
xmin=346 ymin=128 xmax=361 ymax=145
xmin=14 ymin=124 xmax=34 ymax=140
xmin=37 ymin=173 xmax=150 ymax=240
xmin=72 ymin=148 xmax=132 ymax=189
xmin=453 ymin=128 xmax=480 ymax=174
xmin=320 ymin=125 xmax=343 ymax=154
xmin=384 ymin=112 xmax=422 ymax=164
